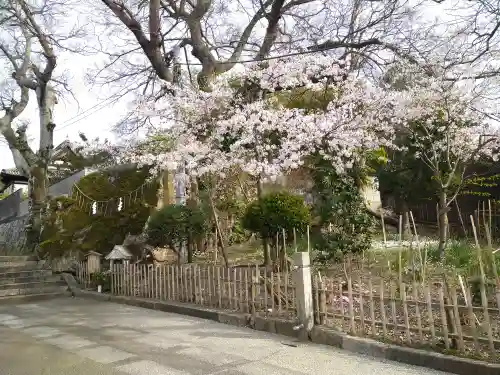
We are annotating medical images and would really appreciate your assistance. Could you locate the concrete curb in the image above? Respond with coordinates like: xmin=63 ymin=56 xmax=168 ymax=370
xmin=62 ymin=273 xmax=500 ymax=375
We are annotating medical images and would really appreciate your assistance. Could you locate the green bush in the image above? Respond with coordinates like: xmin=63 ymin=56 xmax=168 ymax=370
xmin=90 ymin=271 xmax=111 ymax=292
xmin=309 ymin=156 xmax=374 ymax=261
xmin=241 ymin=191 xmax=310 ymax=241
xmin=39 ymin=167 xmax=157 ymax=260
xmin=147 ymin=204 xmax=208 ymax=251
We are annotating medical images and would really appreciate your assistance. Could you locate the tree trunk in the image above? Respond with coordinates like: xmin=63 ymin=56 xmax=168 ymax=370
xmin=26 ymin=84 xmax=56 ymax=251
xmin=438 ymin=190 xmax=449 ymax=258
xmin=257 ymin=178 xmax=270 ymax=265
xmin=208 ymin=187 xmax=229 ymax=267
xmin=26 ymin=164 xmax=48 ymax=250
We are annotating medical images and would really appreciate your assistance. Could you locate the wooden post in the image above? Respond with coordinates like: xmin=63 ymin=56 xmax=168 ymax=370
xmin=293 ymin=251 xmax=314 ymax=339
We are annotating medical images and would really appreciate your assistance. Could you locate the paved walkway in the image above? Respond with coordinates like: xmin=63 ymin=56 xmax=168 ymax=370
xmin=0 ymin=298 xmax=452 ymax=375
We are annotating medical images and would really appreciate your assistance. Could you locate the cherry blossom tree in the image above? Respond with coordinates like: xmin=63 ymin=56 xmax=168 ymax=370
xmin=121 ymin=55 xmax=400 ymax=263
xmin=135 ymin=56 xmax=396 ymax=180
xmin=391 ymin=78 xmax=500 ymax=256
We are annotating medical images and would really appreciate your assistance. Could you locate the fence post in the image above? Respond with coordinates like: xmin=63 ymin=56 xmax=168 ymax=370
xmin=293 ymin=251 xmax=314 ymax=340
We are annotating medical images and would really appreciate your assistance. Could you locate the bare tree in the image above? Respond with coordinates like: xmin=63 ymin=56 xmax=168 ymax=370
xmin=0 ymin=0 xmax=83 ymax=248
xmin=93 ymin=0 xmax=432 ymax=120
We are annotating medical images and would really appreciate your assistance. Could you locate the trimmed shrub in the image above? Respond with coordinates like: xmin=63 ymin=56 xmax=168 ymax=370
xmin=147 ymin=204 xmax=208 ymax=252
xmin=242 ymin=191 xmax=310 ymax=241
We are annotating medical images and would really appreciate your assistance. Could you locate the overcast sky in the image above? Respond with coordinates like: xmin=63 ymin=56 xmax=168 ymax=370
xmin=0 ymin=0 xmax=476 ymax=172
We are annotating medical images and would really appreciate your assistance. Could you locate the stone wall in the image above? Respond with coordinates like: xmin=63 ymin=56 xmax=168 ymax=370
xmin=0 ymin=215 xmax=29 ymax=255
xmin=0 ymin=189 xmax=22 ymax=222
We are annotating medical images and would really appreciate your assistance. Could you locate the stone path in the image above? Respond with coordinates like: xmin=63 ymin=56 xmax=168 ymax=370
xmin=0 ymin=297 xmax=452 ymax=375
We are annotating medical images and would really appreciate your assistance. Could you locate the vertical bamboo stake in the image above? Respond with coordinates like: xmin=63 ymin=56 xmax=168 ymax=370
xmin=263 ymin=267 xmax=268 ymax=312
xmin=358 ymin=275 xmax=365 ymax=335
xmin=380 ymin=209 xmax=387 ymax=246
xmin=347 ymin=271 xmax=355 ymax=333
xmin=155 ymin=266 xmax=159 ymax=299
xmin=488 ymin=199 xmax=493 ymax=243
xmin=425 ymin=282 xmax=436 ymax=340
xmin=282 ymin=228 xmax=287 ymax=271
xmin=314 ymin=275 xmax=320 ymax=324
xmin=115 ymin=264 xmax=119 ymax=295
xmin=338 ymin=283 xmax=345 ymax=331
xmin=438 ymin=285 xmax=450 ymax=350
xmin=483 ymin=201 xmax=487 ymax=244
xmin=379 ymin=279 xmax=388 ymax=338
xmin=284 ymin=269 xmax=289 ymax=315
xmin=170 ymin=265 xmax=174 ymax=301
xmin=176 ymin=265 xmax=180 ymax=301
xmin=214 ymin=228 xmax=219 ymax=263
xmin=159 ymin=266 xmax=164 ymax=300
xmin=252 ymin=265 xmax=257 ymax=316
xmin=130 ymin=263 xmax=134 ymax=297
xmin=207 ymin=266 xmax=212 ymax=307
xmin=244 ymin=267 xmax=249 ymax=313
xmin=455 ymin=200 xmax=468 ymax=238
xmin=277 ymin=270 xmax=282 ymax=315
xmin=226 ymin=267 xmax=232 ymax=309
xmin=166 ymin=265 xmax=171 ymax=300
xmin=233 ymin=267 xmax=238 ymax=310
xmin=470 ymin=215 xmax=486 ymax=282
xmin=368 ymin=275 xmax=376 ymax=335
xmin=163 ymin=265 xmax=167 ymax=300
xmin=398 ymin=215 xmax=403 ymax=287
xmin=256 ymin=265 xmax=261 ymax=311
xmin=170 ymin=265 xmax=175 ymax=301
xmin=270 ymin=270 xmax=275 ymax=314
xmin=450 ymin=286 xmax=464 ymax=352
xmin=158 ymin=265 xmax=162 ymax=300
xmin=110 ymin=263 xmax=114 ymax=294
xmin=401 ymin=283 xmax=411 ymax=343
xmin=198 ymin=265 xmax=203 ymax=304
xmin=479 ymin=278 xmax=496 ymax=356
xmin=128 ymin=263 xmax=136 ymax=297
xmin=409 ymin=211 xmax=425 ymax=282
xmin=412 ymin=282 xmax=423 ymax=343
xmin=217 ymin=267 xmax=222 ymax=308
xmin=390 ymin=282 xmax=398 ymax=334
xmin=466 ymin=286 xmax=480 ymax=355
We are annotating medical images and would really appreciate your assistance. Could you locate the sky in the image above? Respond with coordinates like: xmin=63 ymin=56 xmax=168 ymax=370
xmin=0 ymin=52 xmax=126 ymax=171
xmin=0 ymin=0 xmax=477 ymax=173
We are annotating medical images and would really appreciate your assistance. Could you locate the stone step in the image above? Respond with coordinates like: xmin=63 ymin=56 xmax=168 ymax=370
xmin=0 ymin=256 xmax=38 ymax=263
xmin=0 ymin=291 xmax=71 ymax=304
xmin=0 ymin=269 xmax=53 ymax=280
xmin=0 ymin=274 xmax=61 ymax=286
xmin=0 ymin=263 xmax=47 ymax=273
xmin=0 ymin=283 xmax=67 ymax=297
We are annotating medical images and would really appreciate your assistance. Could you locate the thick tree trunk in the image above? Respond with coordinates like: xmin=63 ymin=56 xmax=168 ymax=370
xmin=26 ymin=164 xmax=48 ymax=249
xmin=438 ymin=190 xmax=449 ymax=258
xmin=26 ymin=84 xmax=56 ymax=251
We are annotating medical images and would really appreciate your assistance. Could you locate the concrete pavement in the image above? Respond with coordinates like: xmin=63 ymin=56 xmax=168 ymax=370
xmin=0 ymin=298 xmax=453 ymax=375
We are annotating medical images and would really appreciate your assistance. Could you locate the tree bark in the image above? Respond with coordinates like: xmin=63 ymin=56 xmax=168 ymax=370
xmin=208 ymin=188 xmax=229 ymax=267
xmin=26 ymin=84 xmax=56 ymax=250
xmin=438 ymin=190 xmax=449 ymax=258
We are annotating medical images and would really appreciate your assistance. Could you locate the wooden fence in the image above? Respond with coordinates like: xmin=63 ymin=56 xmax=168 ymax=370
xmin=313 ymin=272 xmax=500 ymax=361
xmin=109 ymin=263 xmax=297 ymax=319
xmin=75 ymin=261 xmax=92 ymax=289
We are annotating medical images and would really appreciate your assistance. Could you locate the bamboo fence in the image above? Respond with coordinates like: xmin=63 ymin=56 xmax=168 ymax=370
xmin=108 ymin=263 xmax=297 ymax=320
